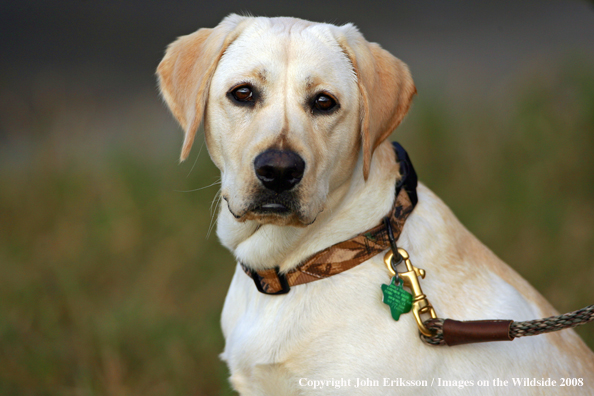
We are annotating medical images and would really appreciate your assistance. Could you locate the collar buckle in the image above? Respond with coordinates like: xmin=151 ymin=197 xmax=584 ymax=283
xmin=249 ymin=266 xmax=291 ymax=295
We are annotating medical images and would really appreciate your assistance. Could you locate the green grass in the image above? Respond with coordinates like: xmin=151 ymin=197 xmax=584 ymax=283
xmin=0 ymin=151 xmax=235 ymax=395
xmin=1 ymin=61 xmax=593 ymax=394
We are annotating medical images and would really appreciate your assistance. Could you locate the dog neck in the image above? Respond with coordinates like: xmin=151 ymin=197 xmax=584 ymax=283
xmin=216 ymin=141 xmax=400 ymax=273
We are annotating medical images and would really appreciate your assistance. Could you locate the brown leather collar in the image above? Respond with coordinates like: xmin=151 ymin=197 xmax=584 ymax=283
xmin=241 ymin=142 xmax=418 ymax=295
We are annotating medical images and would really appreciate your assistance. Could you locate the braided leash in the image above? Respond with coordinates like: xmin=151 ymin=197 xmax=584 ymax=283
xmin=421 ymin=304 xmax=594 ymax=346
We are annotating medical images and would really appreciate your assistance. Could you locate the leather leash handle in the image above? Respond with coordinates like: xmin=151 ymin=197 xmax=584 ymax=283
xmin=442 ymin=319 xmax=514 ymax=346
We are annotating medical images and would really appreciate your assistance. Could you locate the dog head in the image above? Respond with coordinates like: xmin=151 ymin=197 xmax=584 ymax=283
xmin=157 ymin=15 xmax=415 ymax=227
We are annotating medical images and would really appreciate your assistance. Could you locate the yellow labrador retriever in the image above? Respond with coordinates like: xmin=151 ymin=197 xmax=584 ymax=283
xmin=157 ymin=14 xmax=594 ymax=395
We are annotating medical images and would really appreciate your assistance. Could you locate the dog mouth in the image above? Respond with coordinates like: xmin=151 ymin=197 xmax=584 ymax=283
xmin=252 ymin=202 xmax=292 ymax=214
xmin=248 ymin=194 xmax=298 ymax=216
xmin=224 ymin=191 xmax=315 ymax=225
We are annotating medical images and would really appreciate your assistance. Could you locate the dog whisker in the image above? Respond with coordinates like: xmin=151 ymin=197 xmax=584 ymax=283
xmin=186 ymin=138 xmax=206 ymax=177
xmin=207 ymin=188 xmax=222 ymax=239
xmin=174 ymin=178 xmax=221 ymax=193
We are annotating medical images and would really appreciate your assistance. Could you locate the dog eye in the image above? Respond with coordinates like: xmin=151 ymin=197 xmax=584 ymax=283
xmin=313 ymin=94 xmax=337 ymax=112
xmin=230 ymin=85 xmax=254 ymax=103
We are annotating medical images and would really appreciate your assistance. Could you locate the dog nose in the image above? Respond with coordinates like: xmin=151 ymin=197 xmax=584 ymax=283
xmin=254 ymin=149 xmax=305 ymax=193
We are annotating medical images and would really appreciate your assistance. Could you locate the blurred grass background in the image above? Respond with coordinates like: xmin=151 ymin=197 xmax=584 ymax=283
xmin=1 ymin=1 xmax=594 ymax=395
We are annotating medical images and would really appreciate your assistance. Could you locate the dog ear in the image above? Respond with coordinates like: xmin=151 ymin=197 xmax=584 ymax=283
xmin=337 ymin=26 xmax=416 ymax=180
xmin=157 ymin=14 xmax=246 ymax=162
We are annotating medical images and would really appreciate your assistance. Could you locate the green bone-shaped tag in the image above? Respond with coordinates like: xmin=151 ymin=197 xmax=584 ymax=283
xmin=381 ymin=277 xmax=412 ymax=321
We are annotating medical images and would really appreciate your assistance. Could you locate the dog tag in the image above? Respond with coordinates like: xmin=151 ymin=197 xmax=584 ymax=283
xmin=381 ymin=277 xmax=412 ymax=321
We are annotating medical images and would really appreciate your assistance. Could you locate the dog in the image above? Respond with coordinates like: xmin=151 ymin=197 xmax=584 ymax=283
xmin=157 ymin=14 xmax=594 ymax=395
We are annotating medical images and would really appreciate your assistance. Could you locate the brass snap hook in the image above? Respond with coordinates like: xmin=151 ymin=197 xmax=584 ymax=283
xmin=384 ymin=248 xmax=438 ymax=337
